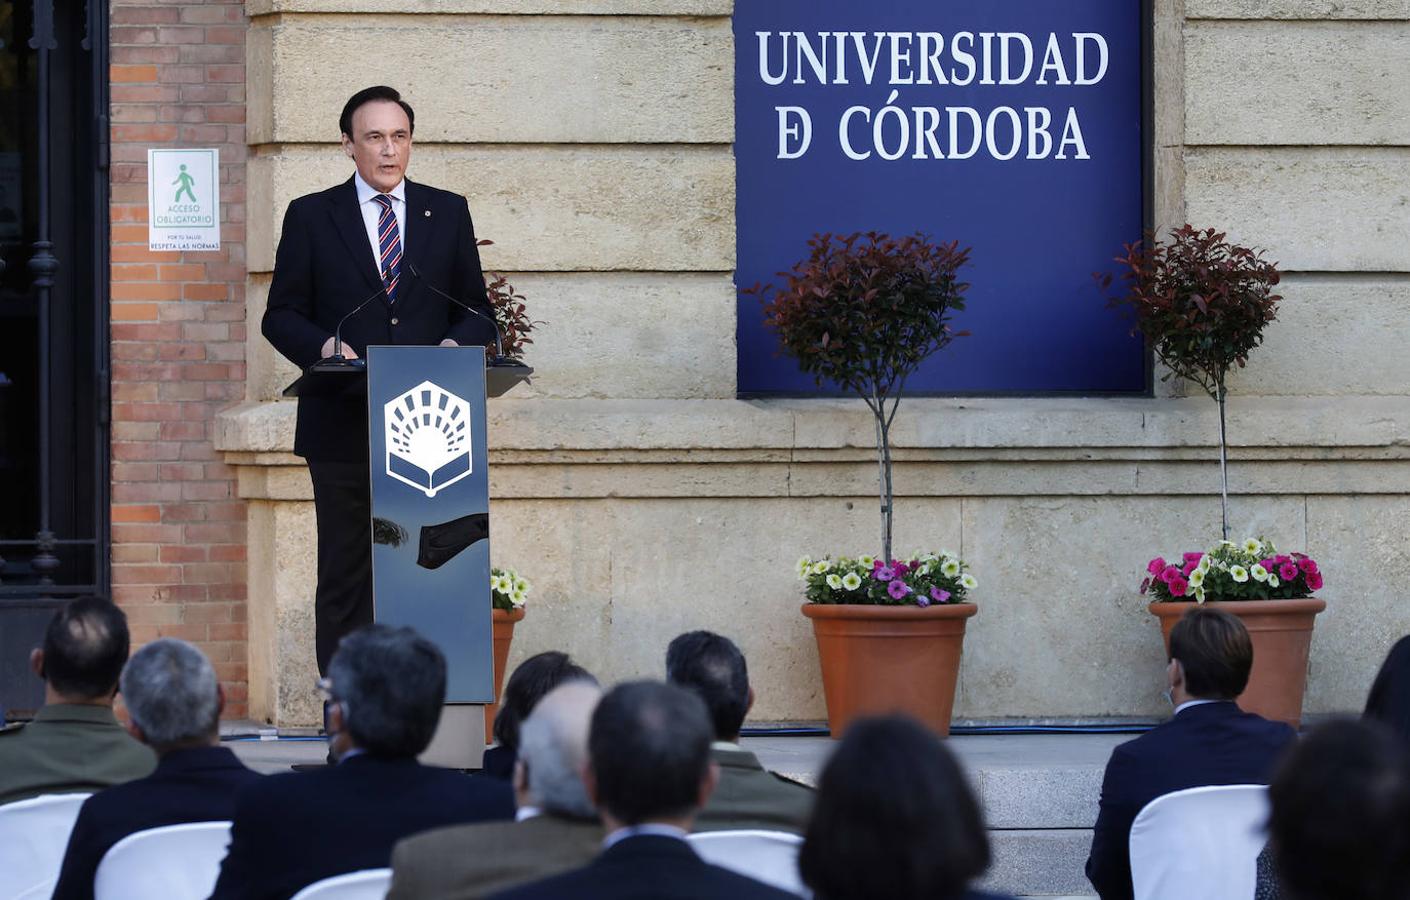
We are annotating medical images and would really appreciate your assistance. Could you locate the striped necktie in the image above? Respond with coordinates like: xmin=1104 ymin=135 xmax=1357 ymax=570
xmin=373 ymin=194 xmax=402 ymax=303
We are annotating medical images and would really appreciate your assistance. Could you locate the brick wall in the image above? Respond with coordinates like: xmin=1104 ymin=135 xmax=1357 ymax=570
xmin=108 ymin=0 xmax=249 ymax=719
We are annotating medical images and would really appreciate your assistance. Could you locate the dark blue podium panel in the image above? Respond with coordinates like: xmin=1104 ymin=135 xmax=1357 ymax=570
xmin=367 ymin=345 xmax=492 ymax=703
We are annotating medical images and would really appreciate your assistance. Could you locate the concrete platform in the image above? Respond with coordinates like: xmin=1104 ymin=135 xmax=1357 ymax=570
xmin=227 ymin=729 xmax=1123 ymax=898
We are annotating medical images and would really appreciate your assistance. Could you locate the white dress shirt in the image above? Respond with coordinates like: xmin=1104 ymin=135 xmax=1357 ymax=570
xmin=353 ymin=171 xmax=406 ymax=278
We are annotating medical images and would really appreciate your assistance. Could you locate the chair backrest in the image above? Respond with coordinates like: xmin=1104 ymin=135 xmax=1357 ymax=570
xmin=688 ymin=829 xmax=810 ymax=897
xmin=1129 ymin=784 xmax=1269 ymax=900
xmin=0 ymin=792 xmax=93 ymax=899
xmin=93 ymin=820 xmax=233 ymax=900
xmin=289 ymin=868 xmax=393 ymax=900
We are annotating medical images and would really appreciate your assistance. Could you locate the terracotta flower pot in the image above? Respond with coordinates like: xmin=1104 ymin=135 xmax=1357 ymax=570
xmin=484 ymin=606 xmax=526 ymax=743
xmin=801 ymin=602 xmax=977 ymax=737
xmin=1149 ymin=598 xmax=1326 ymax=727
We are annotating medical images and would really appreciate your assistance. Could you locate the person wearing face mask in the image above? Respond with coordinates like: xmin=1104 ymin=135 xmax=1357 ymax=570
xmin=261 ymin=85 xmax=498 ymax=681
xmin=1084 ymin=607 xmax=1295 ymax=900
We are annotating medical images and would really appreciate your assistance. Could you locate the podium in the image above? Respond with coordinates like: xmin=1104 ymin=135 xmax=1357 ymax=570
xmin=283 ymin=346 xmax=531 ymax=768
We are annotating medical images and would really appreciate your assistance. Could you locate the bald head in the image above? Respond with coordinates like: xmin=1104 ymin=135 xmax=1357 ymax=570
xmin=517 ymin=680 xmax=601 ymax=818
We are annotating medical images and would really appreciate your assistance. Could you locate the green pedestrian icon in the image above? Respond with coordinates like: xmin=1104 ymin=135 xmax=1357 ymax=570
xmin=172 ymin=164 xmax=197 ymax=203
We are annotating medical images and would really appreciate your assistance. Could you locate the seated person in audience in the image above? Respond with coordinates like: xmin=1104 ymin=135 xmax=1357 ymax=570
xmin=1085 ymin=606 xmax=1295 ymax=900
xmin=1256 ymin=633 xmax=1410 ymax=898
xmin=489 ymin=681 xmax=797 ymax=900
xmin=0 ymin=597 xmax=155 ymax=805
xmin=799 ymin=715 xmax=1015 ymax=900
xmin=1266 ymin=719 xmax=1410 ymax=900
xmin=51 ymin=638 xmax=259 ymax=900
xmin=210 ymin=624 xmax=515 ymax=899
xmin=389 ymin=680 xmax=605 ymax=899
xmin=665 ymin=630 xmax=813 ymax=833
xmin=1363 ymin=634 xmax=1410 ymax=744
xmin=482 ymin=651 xmax=594 ymax=780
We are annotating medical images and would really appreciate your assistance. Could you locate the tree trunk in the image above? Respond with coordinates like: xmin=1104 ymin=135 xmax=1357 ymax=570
xmin=1216 ymin=377 xmax=1230 ymax=541
xmin=873 ymin=404 xmax=895 ymax=563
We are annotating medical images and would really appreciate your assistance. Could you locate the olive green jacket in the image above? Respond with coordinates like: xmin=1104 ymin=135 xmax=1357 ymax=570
xmin=0 ymin=704 xmax=156 ymax=805
xmin=693 ymin=744 xmax=815 ymax=835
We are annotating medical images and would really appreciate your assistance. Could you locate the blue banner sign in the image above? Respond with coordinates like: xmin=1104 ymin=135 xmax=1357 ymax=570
xmin=735 ymin=1 xmax=1146 ymax=394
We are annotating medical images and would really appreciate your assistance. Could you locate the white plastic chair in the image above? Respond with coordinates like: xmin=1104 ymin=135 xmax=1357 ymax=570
xmin=1129 ymin=784 xmax=1269 ymax=900
xmin=290 ymin=868 xmax=393 ymax=900
xmin=93 ymin=820 xmax=233 ymax=900
xmin=688 ymin=829 xmax=810 ymax=897
xmin=0 ymin=792 xmax=92 ymax=899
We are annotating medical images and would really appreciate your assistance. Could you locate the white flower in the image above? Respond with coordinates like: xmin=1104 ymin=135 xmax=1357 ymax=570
xmin=510 ymin=588 xmax=527 ymax=606
xmin=812 ymin=559 xmax=833 ymax=575
xmin=1193 ymin=587 xmax=1206 ymax=604
xmin=513 ymin=575 xmax=529 ymax=593
xmin=919 ymin=553 xmax=938 ymax=563
xmin=1268 ymin=574 xmax=1280 ymax=588
xmin=841 ymin=572 xmax=863 ymax=591
xmin=1230 ymin=565 xmax=1249 ymax=583
xmin=491 ymin=574 xmax=511 ymax=593
xmin=916 ymin=563 xmax=932 ymax=577
xmin=858 ymin=555 xmax=876 ymax=568
xmin=826 ymin=573 xmax=843 ymax=590
xmin=1188 ymin=568 xmax=1205 ymax=588
xmin=796 ymin=556 xmax=813 ymax=578
xmin=941 ymin=560 xmax=961 ymax=577
xmin=1250 ymin=564 xmax=1268 ymax=583
xmin=1219 ymin=540 xmax=1237 ymax=548
xmin=960 ymin=573 xmax=978 ymax=590
xmin=1243 ymin=538 xmax=1263 ymax=555
xmin=1197 ymin=556 xmax=1211 ymax=574
xmin=939 ymin=548 xmax=956 ymax=561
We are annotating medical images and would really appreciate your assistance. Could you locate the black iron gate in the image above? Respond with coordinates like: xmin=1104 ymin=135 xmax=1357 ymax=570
xmin=0 ymin=0 xmax=110 ymax=716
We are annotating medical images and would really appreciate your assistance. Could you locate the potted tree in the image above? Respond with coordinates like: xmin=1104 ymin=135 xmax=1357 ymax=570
xmin=752 ymin=231 xmax=976 ymax=736
xmin=1103 ymin=226 xmax=1325 ymax=725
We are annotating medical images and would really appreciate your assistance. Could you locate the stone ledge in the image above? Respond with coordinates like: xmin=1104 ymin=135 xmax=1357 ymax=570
xmin=216 ymin=395 xmax=1410 ymax=455
xmin=1187 ymin=0 xmax=1410 ymax=18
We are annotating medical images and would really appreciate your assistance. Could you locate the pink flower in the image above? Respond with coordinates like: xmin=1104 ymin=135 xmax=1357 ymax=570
xmin=1306 ymin=571 xmax=1323 ymax=592
xmin=1183 ymin=552 xmax=1204 ymax=566
xmin=1298 ymin=558 xmax=1319 ymax=575
xmin=1275 ymin=555 xmax=1292 ymax=566
xmin=1279 ymin=562 xmax=1299 ymax=582
xmin=892 ymin=561 xmax=911 ymax=577
xmin=874 ymin=566 xmax=896 ymax=582
xmin=1260 ymin=559 xmax=1276 ymax=572
xmin=887 ymin=579 xmax=912 ymax=600
xmin=1148 ymin=557 xmax=1167 ymax=575
xmin=930 ymin=587 xmax=951 ymax=604
xmin=1161 ymin=565 xmax=1180 ymax=584
xmin=1168 ymin=576 xmax=1189 ymax=597
xmin=1182 ymin=560 xmax=1197 ymax=576
xmin=1140 ymin=578 xmax=1151 ymax=595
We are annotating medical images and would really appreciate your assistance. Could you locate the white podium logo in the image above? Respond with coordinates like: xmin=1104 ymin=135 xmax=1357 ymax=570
xmin=384 ymin=380 xmax=473 ymax=498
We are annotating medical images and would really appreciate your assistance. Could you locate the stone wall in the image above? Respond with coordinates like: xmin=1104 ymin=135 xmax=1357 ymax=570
xmin=219 ymin=0 xmax=1410 ymax=727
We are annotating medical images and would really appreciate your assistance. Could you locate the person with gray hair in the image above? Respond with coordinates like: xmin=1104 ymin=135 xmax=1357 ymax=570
xmin=51 ymin=639 xmax=260 ymax=900
xmin=388 ymin=679 xmax=605 ymax=899
xmin=210 ymin=624 xmax=515 ymax=900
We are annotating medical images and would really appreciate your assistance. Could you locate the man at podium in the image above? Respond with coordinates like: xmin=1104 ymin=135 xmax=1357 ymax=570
xmin=262 ymin=85 xmax=497 ymax=676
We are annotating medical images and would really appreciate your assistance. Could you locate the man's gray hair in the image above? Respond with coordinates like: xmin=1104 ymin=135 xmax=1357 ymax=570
xmin=518 ymin=679 xmax=601 ymax=818
xmin=120 ymin=638 xmax=220 ymax=749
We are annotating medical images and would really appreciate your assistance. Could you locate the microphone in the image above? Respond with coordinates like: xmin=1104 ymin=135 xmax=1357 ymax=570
xmin=406 ymin=263 xmax=510 ymax=363
xmin=329 ymin=280 xmax=391 ymax=362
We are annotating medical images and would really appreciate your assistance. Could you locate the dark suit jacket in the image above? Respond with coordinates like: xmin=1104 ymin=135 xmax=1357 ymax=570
xmin=0 ymin=704 xmax=155 ymax=805
xmin=488 ymin=834 xmax=799 ymax=900
xmin=50 ymin=745 xmax=258 ymax=900
xmin=262 ymin=176 xmax=497 ymax=462
xmin=1085 ymin=701 xmax=1296 ymax=900
xmin=388 ymin=811 xmax=604 ymax=900
xmin=479 ymin=744 xmax=515 ymax=781
xmin=209 ymin=753 xmax=515 ymax=900
xmin=693 ymin=745 xmax=814 ymax=835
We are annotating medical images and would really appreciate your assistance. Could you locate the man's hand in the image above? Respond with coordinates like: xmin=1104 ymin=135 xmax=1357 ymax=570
xmin=321 ymin=336 xmax=358 ymax=359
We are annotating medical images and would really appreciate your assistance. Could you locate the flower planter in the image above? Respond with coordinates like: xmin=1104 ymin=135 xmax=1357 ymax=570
xmin=1149 ymin=598 xmax=1325 ymax=727
xmin=802 ymin=602 xmax=977 ymax=737
xmin=484 ymin=606 xmax=526 ymax=743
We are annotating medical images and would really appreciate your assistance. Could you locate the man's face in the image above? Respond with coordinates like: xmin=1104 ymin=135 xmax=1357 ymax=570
xmin=342 ymin=99 xmax=412 ymax=193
